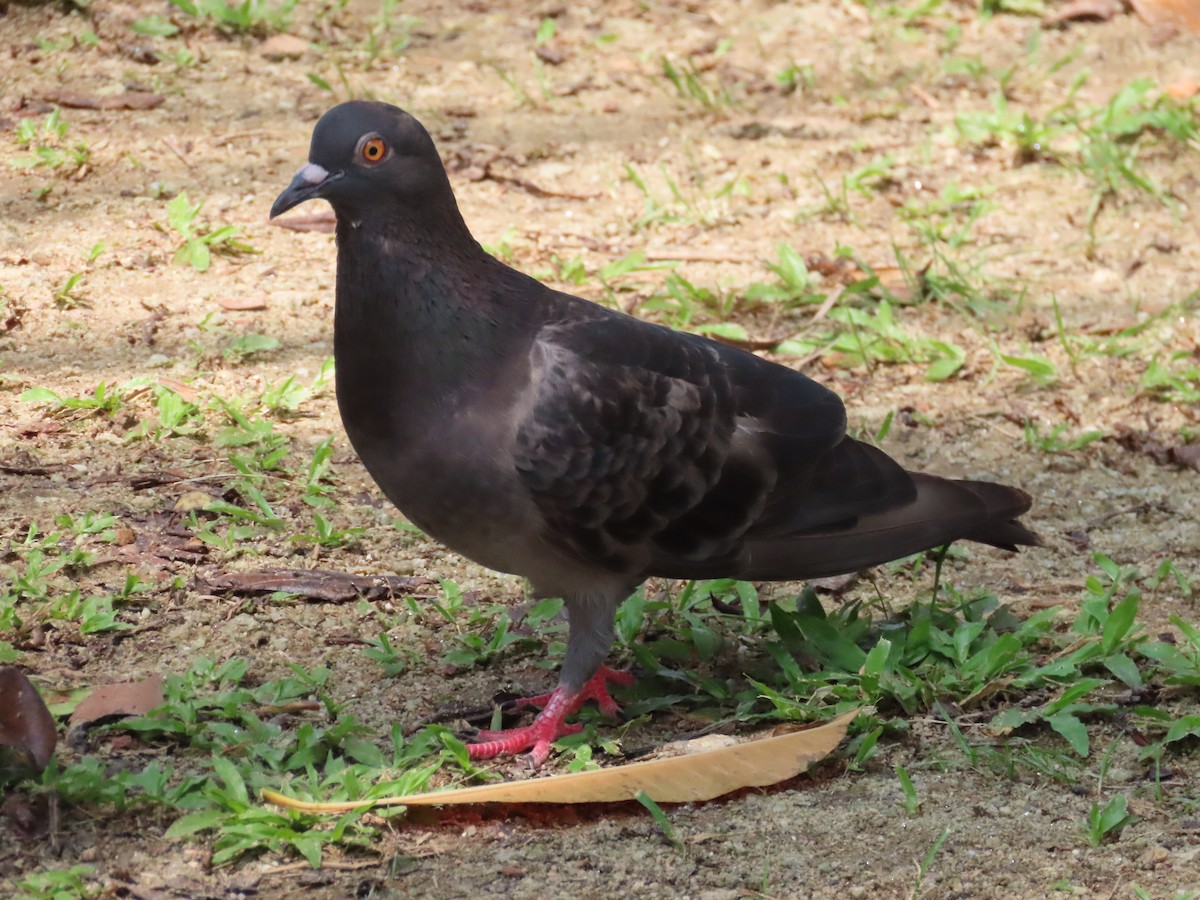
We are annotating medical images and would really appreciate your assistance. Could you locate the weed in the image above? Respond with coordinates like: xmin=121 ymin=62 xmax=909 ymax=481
xmin=1142 ymin=353 xmax=1200 ymax=403
xmin=805 ymin=156 xmax=895 ymax=223
xmin=535 ymin=17 xmax=556 ymax=45
xmin=980 ymin=0 xmax=1045 ymax=15
xmin=776 ymin=62 xmax=816 ymax=95
xmin=660 ymin=55 xmax=733 ymax=109
xmin=363 ymin=632 xmax=411 ymax=677
xmin=20 ymin=380 xmax=134 ymax=417
xmin=167 ymin=0 xmax=297 ymax=35
xmin=11 ymin=109 xmax=90 ymax=172
xmin=911 ymin=827 xmax=951 ymax=898
xmin=132 ymin=14 xmax=180 ymax=37
xmin=623 ymin=162 xmax=747 ymax=231
xmin=636 ymin=790 xmax=682 ymax=847
xmin=360 ymin=1 xmax=418 ymax=67
xmin=15 ymin=865 xmax=99 ymax=900
xmin=165 ymin=193 xmax=257 ymax=272
xmin=895 ymin=764 xmax=921 ymax=817
xmin=900 ymin=183 xmax=994 ymax=250
xmin=1084 ymin=794 xmax=1135 ymax=846
xmin=291 ymin=511 xmax=363 ymax=549
xmin=223 ymin=332 xmax=281 ymax=362
xmin=1023 ymin=420 xmax=1105 ymax=453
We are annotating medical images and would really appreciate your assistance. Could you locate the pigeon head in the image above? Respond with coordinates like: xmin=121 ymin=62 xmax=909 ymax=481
xmin=270 ymin=101 xmax=452 ymax=222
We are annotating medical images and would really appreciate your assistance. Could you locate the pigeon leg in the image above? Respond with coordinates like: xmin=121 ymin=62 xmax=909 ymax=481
xmin=468 ymin=666 xmax=635 ymax=766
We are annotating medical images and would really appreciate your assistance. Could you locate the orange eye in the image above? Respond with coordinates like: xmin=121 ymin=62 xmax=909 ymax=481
xmin=361 ymin=137 xmax=387 ymax=162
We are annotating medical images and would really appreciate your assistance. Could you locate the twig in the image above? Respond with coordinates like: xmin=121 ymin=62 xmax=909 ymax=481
xmin=483 ymin=167 xmax=601 ymax=201
xmin=161 ymin=136 xmax=190 ymax=165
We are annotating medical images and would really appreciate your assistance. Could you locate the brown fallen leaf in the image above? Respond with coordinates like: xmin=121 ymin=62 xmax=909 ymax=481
xmin=810 ymin=572 xmax=860 ymax=593
xmin=156 ymin=379 xmax=198 ymax=403
xmin=43 ymin=90 xmax=165 ymax=110
xmin=258 ymin=34 xmax=309 ymax=60
xmin=203 ymin=569 xmax=433 ymax=603
xmin=270 ymin=211 xmax=336 ymax=233
xmin=216 ymin=296 xmax=268 ymax=311
xmin=1171 ymin=443 xmax=1200 ymax=472
xmin=1 ymin=793 xmax=50 ymax=838
xmin=14 ymin=419 xmax=66 ymax=437
xmin=265 ymin=709 xmax=858 ymax=812
xmin=1165 ymin=78 xmax=1200 ymax=99
xmin=174 ymin=490 xmax=215 ymax=512
xmin=67 ymin=674 xmax=165 ymax=735
xmin=0 ymin=667 xmax=58 ymax=771
xmin=1044 ymin=0 xmax=1123 ymax=26
xmin=1130 ymin=0 xmax=1200 ymax=31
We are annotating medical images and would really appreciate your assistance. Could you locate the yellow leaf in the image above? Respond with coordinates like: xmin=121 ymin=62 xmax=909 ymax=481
xmin=263 ymin=709 xmax=859 ymax=814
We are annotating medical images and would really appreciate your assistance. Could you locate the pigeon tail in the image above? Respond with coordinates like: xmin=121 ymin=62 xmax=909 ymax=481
xmin=730 ymin=473 xmax=1039 ymax=581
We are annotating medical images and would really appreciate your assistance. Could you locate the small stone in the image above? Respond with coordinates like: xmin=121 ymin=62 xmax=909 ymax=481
xmin=1090 ymin=267 xmax=1122 ymax=293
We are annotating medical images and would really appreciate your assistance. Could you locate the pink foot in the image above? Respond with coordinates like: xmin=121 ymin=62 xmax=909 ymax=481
xmin=467 ymin=666 xmax=635 ymax=767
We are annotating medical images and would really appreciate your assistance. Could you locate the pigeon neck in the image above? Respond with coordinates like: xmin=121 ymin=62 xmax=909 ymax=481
xmin=331 ymin=218 xmax=519 ymax=392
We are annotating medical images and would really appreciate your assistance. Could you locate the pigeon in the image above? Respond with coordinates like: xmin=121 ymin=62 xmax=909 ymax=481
xmin=271 ymin=101 xmax=1039 ymax=766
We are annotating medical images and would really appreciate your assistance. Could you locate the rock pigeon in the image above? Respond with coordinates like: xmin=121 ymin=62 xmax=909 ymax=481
xmin=271 ymin=101 xmax=1039 ymax=766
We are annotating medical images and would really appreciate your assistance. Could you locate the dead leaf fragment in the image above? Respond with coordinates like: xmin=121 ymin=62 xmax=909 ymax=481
xmin=259 ymin=34 xmax=309 ymax=60
xmin=0 ymin=667 xmax=58 ymax=771
xmin=1130 ymin=0 xmax=1200 ymax=31
xmin=1 ymin=793 xmax=50 ymax=838
xmin=1170 ymin=443 xmax=1200 ymax=472
xmin=1165 ymin=78 xmax=1200 ymax=99
xmin=216 ymin=296 xmax=268 ymax=311
xmin=810 ymin=572 xmax=860 ymax=593
xmin=174 ymin=490 xmax=215 ymax=512
xmin=270 ymin=211 xmax=337 ymax=233
xmin=265 ymin=710 xmax=858 ymax=812
xmin=43 ymin=90 xmax=165 ymax=110
xmin=1045 ymin=0 xmax=1123 ymax=26
xmin=67 ymin=674 xmax=165 ymax=734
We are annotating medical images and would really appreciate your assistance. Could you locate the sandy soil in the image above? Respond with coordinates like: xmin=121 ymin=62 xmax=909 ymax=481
xmin=1 ymin=0 xmax=1198 ymax=897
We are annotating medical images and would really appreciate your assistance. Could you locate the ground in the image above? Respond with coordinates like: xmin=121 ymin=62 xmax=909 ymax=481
xmin=1 ymin=0 xmax=1199 ymax=897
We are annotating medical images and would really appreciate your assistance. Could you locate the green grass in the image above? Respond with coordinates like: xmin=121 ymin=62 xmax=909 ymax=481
xmin=5 ymin=549 xmax=1195 ymax=867
xmin=163 ymin=192 xmax=258 ymax=272
xmin=11 ymin=109 xmax=90 ymax=172
xmin=166 ymin=0 xmax=297 ymax=35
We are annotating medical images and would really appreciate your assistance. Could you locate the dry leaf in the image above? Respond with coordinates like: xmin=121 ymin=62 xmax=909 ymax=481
xmin=67 ymin=674 xmax=165 ymax=734
xmin=270 ymin=212 xmax=336 ymax=233
xmin=174 ymin=490 xmax=214 ymax=512
xmin=264 ymin=709 xmax=858 ymax=813
xmin=1045 ymin=0 xmax=1123 ymax=26
xmin=258 ymin=34 xmax=309 ymax=60
xmin=216 ymin=296 xmax=268 ymax=311
xmin=1171 ymin=443 xmax=1200 ymax=472
xmin=1 ymin=793 xmax=50 ymax=838
xmin=1165 ymin=78 xmax=1200 ymax=99
xmin=810 ymin=572 xmax=860 ymax=593
xmin=43 ymin=90 xmax=165 ymax=110
xmin=0 ymin=667 xmax=58 ymax=771
xmin=1130 ymin=0 xmax=1200 ymax=31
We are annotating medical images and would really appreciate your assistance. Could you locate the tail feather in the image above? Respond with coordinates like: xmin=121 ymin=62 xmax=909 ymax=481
xmin=736 ymin=474 xmax=1037 ymax=580
xmin=647 ymin=470 xmax=1038 ymax=582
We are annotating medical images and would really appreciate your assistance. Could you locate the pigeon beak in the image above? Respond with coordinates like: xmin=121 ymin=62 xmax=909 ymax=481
xmin=270 ymin=162 xmax=340 ymax=218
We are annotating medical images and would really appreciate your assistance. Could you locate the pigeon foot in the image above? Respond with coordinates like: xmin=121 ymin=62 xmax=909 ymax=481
xmin=468 ymin=666 xmax=634 ymax=767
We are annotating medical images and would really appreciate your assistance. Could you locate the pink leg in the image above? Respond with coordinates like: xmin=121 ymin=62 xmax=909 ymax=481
xmin=467 ymin=666 xmax=635 ymax=767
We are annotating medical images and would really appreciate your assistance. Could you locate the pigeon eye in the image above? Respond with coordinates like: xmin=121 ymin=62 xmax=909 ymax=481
xmin=360 ymin=137 xmax=387 ymax=163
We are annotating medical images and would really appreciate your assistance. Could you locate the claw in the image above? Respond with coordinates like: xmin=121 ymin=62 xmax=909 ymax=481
xmin=467 ymin=666 xmax=634 ymax=766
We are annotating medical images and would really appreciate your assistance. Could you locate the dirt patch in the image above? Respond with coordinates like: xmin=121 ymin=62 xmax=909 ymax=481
xmin=1 ymin=0 xmax=1199 ymax=897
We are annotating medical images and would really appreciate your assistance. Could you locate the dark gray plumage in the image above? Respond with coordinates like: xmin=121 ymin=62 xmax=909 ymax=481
xmin=272 ymin=101 xmax=1039 ymax=765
